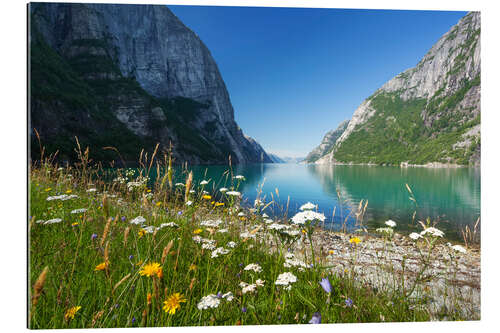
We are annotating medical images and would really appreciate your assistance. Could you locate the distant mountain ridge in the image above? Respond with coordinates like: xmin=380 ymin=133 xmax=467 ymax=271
xmin=312 ymin=12 xmax=480 ymax=167
xmin=29 ymin=2 xmax=272 ymax=164
xmin=304 ymin=120 xmax=349 ymax=163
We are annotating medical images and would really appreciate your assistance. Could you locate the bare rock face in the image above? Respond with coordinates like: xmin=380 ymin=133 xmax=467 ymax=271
xmin=314 ymin=12 xmax=480 ymax=166
xmin=29 ymin=3 xmax=272 ymax=164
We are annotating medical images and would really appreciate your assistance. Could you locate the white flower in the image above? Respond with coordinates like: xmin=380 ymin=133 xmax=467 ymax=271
xmin=143 ymin=226 xmax=157 ymax=233
xmin=238 ymin=212 xmax=246 ymax=217
xmin=219 ymin=187 xmax=228 ymax=192
xmin=262 ymin=213 xmax=269 ymax=218
xmin=211 ymin=247 xmax=230 ymax=258
xmin=160 ymin=222 xmax=179 ymax=228
xmin=264 ymin=218 xmax=274 ymax=224
xmin=175 ymin=183 xmax=185 ymax=187
xmin=227 ymin=241 xmax=237 ymax=248
xmin=255 ymin=279 xmax=265 ymax=287
xmin=299 ymin=202 xmax=316 ymax=211
xmin=254 ymin=199 xmax=264 ymax=207
xmin=239 ymin=282 xmax=257 ymax=294
xmin=218 ymin=228 xmax=228 ymax=233
xmin=409 ymin=232 xmax=422 ymax=240
xmin=86 ymin=188 xmax=97 ymax=193
xmin=57 ymin=167 xmax=64 ymax=171
xmin=283 ymin=229 xmax=300 ymax=237
xmin=71 ymin=208 xmax=87 ymax=214
xmin=234 ymin=175 xmax=245 ymax=180
xmin=275 ymin=272 xmax=297 ymax=286
xmin=202 ymin=243 xmax=216 ymax=250
xmin=44 ymin=218 xmax=62 ymax=225
xmin=189 ymin=190 xmax=195 ymax=194
xmin=222 ymin=292 xmax=234 ymax=302
xmin=385 ymin=220 xmax=397 ymax=228
xmin=192 ymin=236 xmax=202 ymax=243
xmin=130 ymin=216 xmax=146 ymax=225
xmin=420 ymin=227 xmax=445 ymax=238
xmin=226 ymin=191 xmax=241 ymax=197
xmin=268 ymin=223 xmax=288 ymax=231
xmin=244 ymin=263 xmax=262 ymax=273
xmin=200 ymin=219 xmax=223 ymax=228
xmin=47 ymin=194 xmax=78 ymax=201
xmin=376 ymin=227 xmax=394 ymax=235
xmin=284 ymin=258 xmax=308 ymax=270
xmin=185 ymin=200 xmax=193 ymax=206
xmin=451 ymin=244 xmax=467 ymax=253
xmin=291 ymin=210 xmax=325 ymax=225
xmin=200 ymin=180 xmax=209 ymax=185
xmin=240 ymin=231 xmax=256 ymax=239
xmin=197 ymin=295 xmax=220 ymax=310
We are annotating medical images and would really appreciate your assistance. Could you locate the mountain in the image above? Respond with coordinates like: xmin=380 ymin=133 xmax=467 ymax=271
xmin=304 ymin=120 xmax=349 ymax=163
xmin=314 ymin=12 xmax=480 ymax=167
xmin=29 ymin=3 xmax=272 ymax=165
xmin=268 ymin=154 xmax=286 ymax=163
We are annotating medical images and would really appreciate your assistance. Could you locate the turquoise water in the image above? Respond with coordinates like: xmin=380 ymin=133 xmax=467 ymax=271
xmin=165 ymin=164 xmax=480 ymax=240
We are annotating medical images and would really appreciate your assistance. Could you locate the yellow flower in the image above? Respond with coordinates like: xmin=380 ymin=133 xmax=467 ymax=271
xmin=138 ymin=229 xmax=146 ymax=238
xmin=147 ymin=189 xmax=152 ymax=193
xmin=214 ymin=202 xmax=224 ymax=207
xmin=135 ymin=260 xmax=143 ymax=267
xmin=66 ymin=189 xmax=72 ymax=194
xmin=44 ymin=187 xmax=52 ymax=192
xmin=188 ymin=264 xmax=197 ymax=271
xmin=349 ymin=237 xmax=361 ymax=245
xmin=64 ymin=306 xmax=81 ymax=320
xmin=156 ymin=201 xmax=162 ymax=207
xmin=163 ymin=293 xmax=186 ymax=315
xmin=95 ymin=262 xmax=108 ymax=271
xmin=193 ymin=229 xmax=203 ymax=235
xmin=71 ymin=222 xmax=79 ymax=227
xmin=139 ymin=262 xmax=162 ymax=277
xmin=301 ymin=229 xmax=307 ymax=234
xmin=328 ymin=250 xmax=335 ymax=255
xmin=202 ymin=195 xmax=212 ymax=200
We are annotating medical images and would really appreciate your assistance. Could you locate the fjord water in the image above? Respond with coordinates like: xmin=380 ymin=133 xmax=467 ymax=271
xmin=183 ymin=164 xmax=480 ymax=240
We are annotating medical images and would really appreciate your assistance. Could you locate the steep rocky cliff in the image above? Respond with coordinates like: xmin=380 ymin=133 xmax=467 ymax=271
xmin=29 ymin=2 xmax=272 ymax=164
xmin=315 ymin=12 xmax=480 ymax=166
xmin=305 ymin=120 xmax=349 ymax=163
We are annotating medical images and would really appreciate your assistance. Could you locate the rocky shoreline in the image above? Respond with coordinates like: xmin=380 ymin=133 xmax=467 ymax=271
xmin=292 ymin=228 xmax=480 ymax=320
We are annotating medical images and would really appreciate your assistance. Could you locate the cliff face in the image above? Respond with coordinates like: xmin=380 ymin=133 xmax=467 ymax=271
xmin=304 ymin=120 xmax=349 ymax=163
xmin=316 ymin=12 xmax=480 ymax=166
xmin=29 ymin=2 xmax=272 ymax=164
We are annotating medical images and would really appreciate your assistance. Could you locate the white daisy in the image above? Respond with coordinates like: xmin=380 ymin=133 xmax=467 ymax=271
xmin=130 ymin=216 xmax=146 ymax=225
xmin=299 ymin=202 xmax=316 ymax=211
xmin=71 ymin=208 xmax=87 ymax=214
xmin=385 ymin=220 xmax=397 ymax=228
xmin=244 ymin=263 xmax=262 ymax=273
xmin=275 ymin=272 xmax=297 ymax=286
xmin=197 ymin=295 xmax=220 ymax=310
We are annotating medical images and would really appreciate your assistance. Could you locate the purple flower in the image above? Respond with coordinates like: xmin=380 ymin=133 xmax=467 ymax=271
xmin=177 ymin=211 xmax=183 ymax=216
xmin=216 ymin=292 xmax=223 ymax=299
xmin=239 ymin=263 xmax=243 ymax=267
xmin=121 ymin=216 xmax=126 ymax=221
xmin=345 ymin=298 xmax=353 ymax=307
xmin=128 ymin=255 xmax=133 ymax=260
xmin=309 ymin=312 xmax=321 ymax=324
xmin=242 ymin=306 xmax=247 ymax=313
xmin=91 ymin=233 xmax=98 ymax=240
xmin=132 ymin=317 xmax=136 ymax=324
xmin=319 ymin=277 xmax=332 ymax=293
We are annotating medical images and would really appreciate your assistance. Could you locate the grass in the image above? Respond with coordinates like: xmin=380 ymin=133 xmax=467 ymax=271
xmin=28 ymin=145 xmax=479 ymax=328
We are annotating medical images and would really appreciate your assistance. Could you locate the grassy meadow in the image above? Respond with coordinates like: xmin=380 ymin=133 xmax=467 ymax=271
xmin=28 ymin=148 xmax=478 ymax=328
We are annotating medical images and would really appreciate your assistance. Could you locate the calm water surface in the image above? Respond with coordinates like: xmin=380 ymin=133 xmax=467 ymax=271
xmin=166 ymin=164 xmax=480 ymax=240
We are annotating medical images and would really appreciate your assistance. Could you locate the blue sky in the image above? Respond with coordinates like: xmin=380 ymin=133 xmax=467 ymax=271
xmin=168 ymin=5 xmax=467 ymax=158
